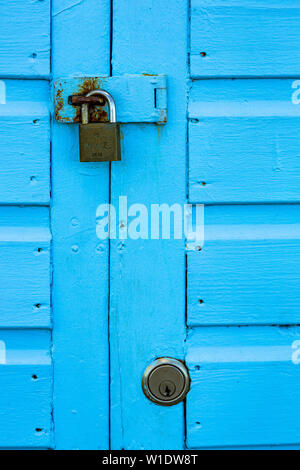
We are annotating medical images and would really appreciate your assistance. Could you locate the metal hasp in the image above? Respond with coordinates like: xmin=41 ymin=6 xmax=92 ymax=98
xmin=142 ymin=358 xmax=190 ymax=406
xmin=79 ymin=89 xmax=121 ymax=162
xmin=54 ymin=75 xmax=167 ymax=124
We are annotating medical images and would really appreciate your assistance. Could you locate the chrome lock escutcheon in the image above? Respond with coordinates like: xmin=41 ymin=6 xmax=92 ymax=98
xmin=142 ymin=358 xmax=190 ymax=406
xmin=79 ymin=89 xmax=121 ymax=162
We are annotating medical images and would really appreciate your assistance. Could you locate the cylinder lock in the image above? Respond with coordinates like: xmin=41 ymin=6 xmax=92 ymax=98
xmin=142 ymin=357 xmax=190 ymax=406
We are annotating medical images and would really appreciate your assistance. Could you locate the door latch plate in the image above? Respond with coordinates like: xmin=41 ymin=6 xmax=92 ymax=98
xmin=54 ymin=75 xmax=167 ymax=124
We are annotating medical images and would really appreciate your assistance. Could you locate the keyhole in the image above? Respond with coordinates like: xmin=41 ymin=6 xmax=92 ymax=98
xmin=159 ymin=380 xmax=176 ymax=399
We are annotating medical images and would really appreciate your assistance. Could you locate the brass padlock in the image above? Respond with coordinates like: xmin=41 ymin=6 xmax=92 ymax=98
xmin=79 ymin=89 xmax=121 ymax=162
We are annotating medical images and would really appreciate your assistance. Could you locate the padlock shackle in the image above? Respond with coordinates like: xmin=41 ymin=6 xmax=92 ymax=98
xmin=81 ymin=89 xmax=117 ymax=124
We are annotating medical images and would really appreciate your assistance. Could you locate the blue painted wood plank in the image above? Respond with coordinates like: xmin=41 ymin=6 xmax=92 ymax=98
xmin=52 ymin=0 xmax=110 ymax=77
xmin=0 ymin=207 xmax=51 ymax=328
xmin=189 ymin=79 xmax=300 ymax=203
xmin=110 ymin=0 xmax=187 ymax=450
xmin=0 ymin=0 xmax=50 ymax=77
xmin=0 ymin=330 xmax=52 ymax=448
xmin=188 ymin=204 xmax=300 ymax=326
xmin=186 ymin=326 xmax=300 ymax=448
xmin=190 ymin=0 xmax=300 ymax=77
xmin=0 ymin=80 xmax=50 ymax=204
xmin=52 ymin=0 xmax=110 ymax=450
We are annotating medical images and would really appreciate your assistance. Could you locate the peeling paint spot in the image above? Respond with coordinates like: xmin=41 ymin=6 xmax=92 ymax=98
xmin=55 ymin=78 xmax=109 ymax=123
xmin=77 ymin=78 xmax=101 ymax=95
xmin=55 ymin=87 xmax=64 ymax=121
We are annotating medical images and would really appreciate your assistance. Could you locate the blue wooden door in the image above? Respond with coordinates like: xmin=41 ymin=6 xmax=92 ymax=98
xmin=108 ymin=0 xmax=300 ymax=450
xmin=1 ymin=0 xmax=300 ymax=451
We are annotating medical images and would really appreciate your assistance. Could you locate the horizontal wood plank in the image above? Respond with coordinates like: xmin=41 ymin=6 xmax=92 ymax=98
xmin=186 ymin=326 xmax=300 ymax=448
xmin=188 ymin=205 xmax=300 ymax=326
xmin=0 ymin=0 xmax=50 ymax=76
xmin=190 ymin=0 xmax=300 ymax=77
xmin=0 ymin=207 xmax=51 ymax=328
xmin=0 ymin=80 xmax=50 ymax=204
xmin=189 ymin=79 xmax=300 ymax=203
xmin=0 ymin=330 xmax=52 ymax=448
